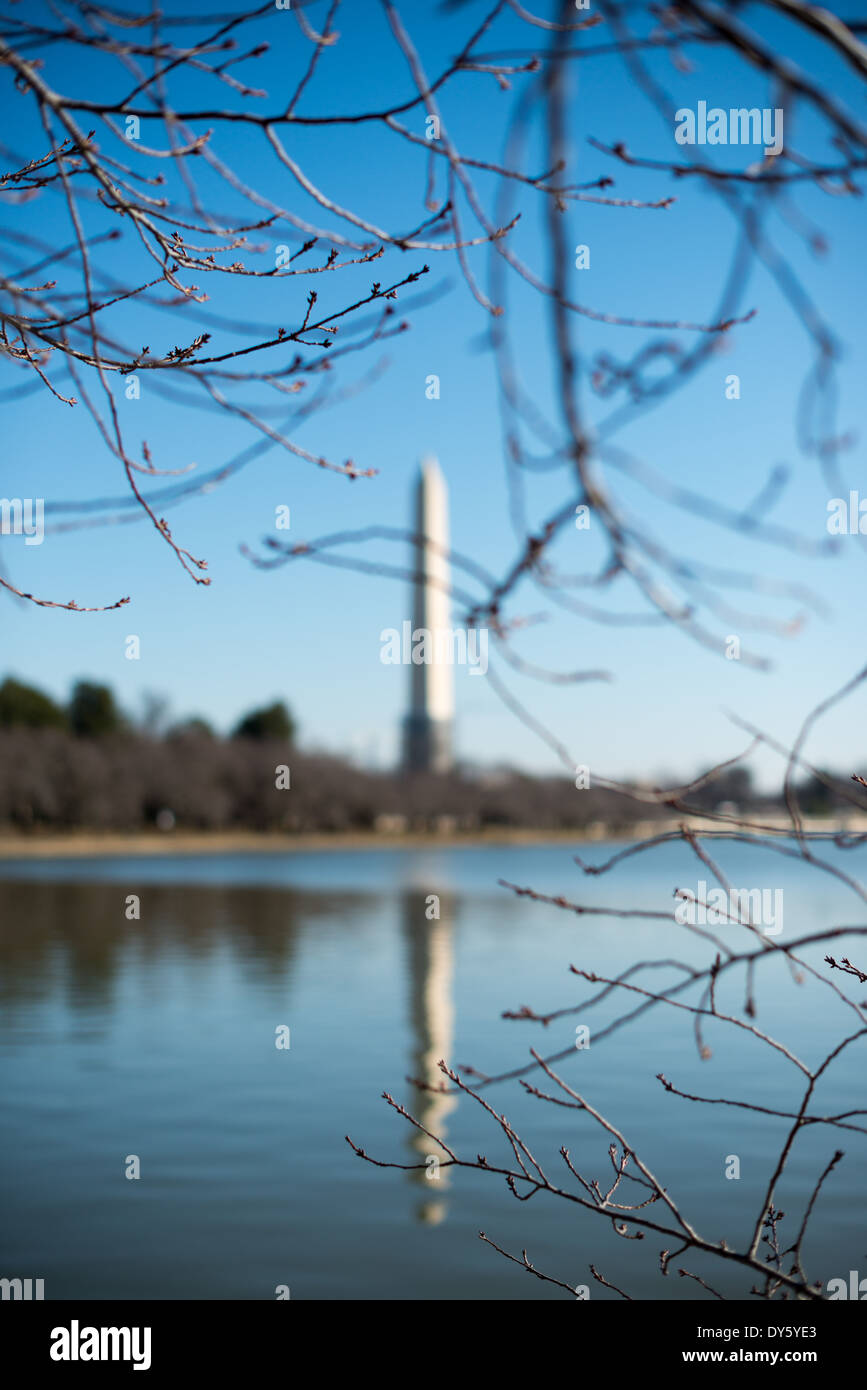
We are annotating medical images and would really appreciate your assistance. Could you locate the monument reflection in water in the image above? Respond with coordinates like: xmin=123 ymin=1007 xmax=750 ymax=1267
xmin=402 ymin=890 xmax=458 ymax=1225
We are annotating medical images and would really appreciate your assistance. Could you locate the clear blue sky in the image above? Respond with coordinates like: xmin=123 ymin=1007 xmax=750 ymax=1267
xmin=2 ymin=0 xmax=865 ymax=789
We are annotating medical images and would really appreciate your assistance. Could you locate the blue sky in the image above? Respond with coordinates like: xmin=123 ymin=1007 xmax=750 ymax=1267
xmin=1 ymin=0 xmax=865 ymax=789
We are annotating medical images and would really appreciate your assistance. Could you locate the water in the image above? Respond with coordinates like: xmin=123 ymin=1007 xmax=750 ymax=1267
xmin=1 ymin=841 xmax=865 ymax=1300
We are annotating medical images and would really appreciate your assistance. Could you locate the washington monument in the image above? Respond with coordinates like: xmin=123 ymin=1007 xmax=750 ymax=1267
xmin=402 ymin=456 xmax=454 ymax=773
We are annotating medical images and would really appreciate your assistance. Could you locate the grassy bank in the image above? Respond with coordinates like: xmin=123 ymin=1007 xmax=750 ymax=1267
xmin=0 ymin=815 xmax=863 ymax=858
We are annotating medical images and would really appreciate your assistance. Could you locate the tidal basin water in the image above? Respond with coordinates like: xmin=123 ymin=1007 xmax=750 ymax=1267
xmin=1 ymin=841 xmax=865 ymax=1300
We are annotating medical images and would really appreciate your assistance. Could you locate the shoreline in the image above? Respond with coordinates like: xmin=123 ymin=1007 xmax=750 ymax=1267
xmin=0 ymin=816 xmax=863 ymax=859
xmin=0 ymin=826 xmax=658 ymax=858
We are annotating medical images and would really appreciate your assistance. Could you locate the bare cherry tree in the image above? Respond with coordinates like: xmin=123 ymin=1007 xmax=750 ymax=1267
xmin=332 ymin=0 xmax=864 ymax=1300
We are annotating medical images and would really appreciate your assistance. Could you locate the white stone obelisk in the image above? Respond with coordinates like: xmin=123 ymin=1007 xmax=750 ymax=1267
xmin=403 ymin=456 xmax=454 ymax=772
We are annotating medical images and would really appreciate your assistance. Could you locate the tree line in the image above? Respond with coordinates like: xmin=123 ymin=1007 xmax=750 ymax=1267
xmin=0 ymin=675 xmax=858 ymax=835
xmin=0 ymin=677 xmax=295 ymax=742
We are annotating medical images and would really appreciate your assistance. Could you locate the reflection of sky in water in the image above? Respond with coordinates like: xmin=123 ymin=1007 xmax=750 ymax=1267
xmin=0 ymin=842 xmax=865 ymax=1300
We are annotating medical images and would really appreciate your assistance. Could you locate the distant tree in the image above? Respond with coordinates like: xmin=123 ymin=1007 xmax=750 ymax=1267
xmin=232 ymin=702 xmax=295 ymax=743
xmin=168 ymin=717 xmax=217 ymax=741
xmin=68 ymin=681 xmax=124 ymax=738
xmin=0 ymin=677 xmax=67 ymax=730
xmin=139 ymin=692 xmax=172 ymax=738
xmin=691 ymin=764 xmax=754 ymax=812
xmin=800 ymin=771 xmax=843 ymax=815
